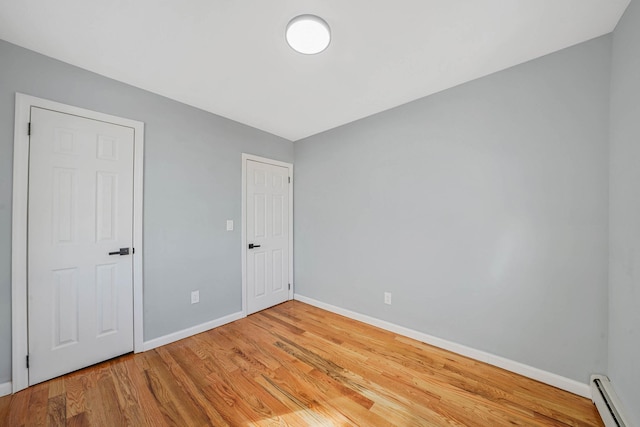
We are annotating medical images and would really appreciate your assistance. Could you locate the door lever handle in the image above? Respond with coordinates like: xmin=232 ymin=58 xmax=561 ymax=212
xmin=248 ymin=244 xmax=261 ymax=249
xmin=109 ymin=248 xmax=130 ymax=256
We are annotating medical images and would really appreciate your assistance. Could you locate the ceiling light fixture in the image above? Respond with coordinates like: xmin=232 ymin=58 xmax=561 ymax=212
xmin=286 ymin=15 xmax=331 ymax=55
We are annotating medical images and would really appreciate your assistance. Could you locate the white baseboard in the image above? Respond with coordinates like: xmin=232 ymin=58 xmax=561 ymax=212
xmin=0 ymin=381 xmax=12 ymax=397
xmin=294 ymin=294 xmax=591 ymax=399
xmin=142 ymin=311 xmax=244 ymax=352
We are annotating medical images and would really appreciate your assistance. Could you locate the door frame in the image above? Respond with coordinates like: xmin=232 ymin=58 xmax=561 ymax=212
xmin=11 ymin=93 xmax=145 ymax=393
xmin=241 ymin=153 xmax=294 ymax=316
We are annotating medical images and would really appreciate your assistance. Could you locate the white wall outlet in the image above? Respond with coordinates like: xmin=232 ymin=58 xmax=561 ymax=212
xmin=191 ymin=290 xmax=200 ymax=304
xmin=384 ymin=292 xmax=392 ymax=305
xmin=226 ymin=220 xmax=234 ymax=231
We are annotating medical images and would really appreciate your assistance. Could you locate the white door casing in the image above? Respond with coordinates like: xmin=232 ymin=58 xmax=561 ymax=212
xmin=242 ymin=154 xmax=293 ymax=315
xmin=11 ymin=94 xmax=144 ymax=392
xmin=28 ymin=107 xmax=134 ymax=385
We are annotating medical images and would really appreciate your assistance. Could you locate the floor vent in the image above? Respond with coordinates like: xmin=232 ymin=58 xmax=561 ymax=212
xmin=591 ymin=375 xmax=630 ymax=427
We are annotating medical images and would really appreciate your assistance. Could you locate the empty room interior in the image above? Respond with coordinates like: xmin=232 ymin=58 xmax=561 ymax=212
xmin=1 ymin=0 xmax=639 ymax=426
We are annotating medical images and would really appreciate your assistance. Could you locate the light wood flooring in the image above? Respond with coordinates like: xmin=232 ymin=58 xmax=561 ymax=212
xmin=0 ymin=301 xmax=602 ymax=426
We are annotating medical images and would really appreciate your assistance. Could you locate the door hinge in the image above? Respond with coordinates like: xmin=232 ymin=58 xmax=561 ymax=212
xmin=28 ymin=122 xmax=31 ymax=136
xmin=26 ymin=355 xmax=29 ymax=369
xmin=133 ymin=248 xmax=135 ymax=254
xmin=288 ymin=176 xmax=291 ymax=184
xmin=288 ymin=283 xmax=291 ymax=290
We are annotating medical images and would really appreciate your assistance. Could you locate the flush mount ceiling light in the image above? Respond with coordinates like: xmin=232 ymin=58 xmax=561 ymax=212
xmin=286 ymin=15 xmax=331 ymax=55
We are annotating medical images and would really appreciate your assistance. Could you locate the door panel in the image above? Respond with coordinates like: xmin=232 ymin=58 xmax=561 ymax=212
xmin=28 ymin=107 xmax=135 ymax=385
xmin=96 ymin=263 xmax=118 ymax=336
xmin=272 ymin=249 xmax=284 ymax=292
xmin=246 ymin=160 xmax=290 ymax=314
xmin=52 ymin=168 xmax=78 ymax=244
xmin=96 ymin=172 xmax=118 ymax=242
xmin=52 ymin=268 xmax=79 ymax=348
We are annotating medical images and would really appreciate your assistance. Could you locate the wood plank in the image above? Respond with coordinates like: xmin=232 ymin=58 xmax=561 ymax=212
xmin=155 ymin=345 xmax=231 ymax=426
xmin=0 ymin=393 xmax=11 ymax=424
xmin=66 ymin=412 xmax=89 ymax=427
xmin=109 ymin=356 xmax=168 ymax=427
xmin=0 ymin=301 xmax=603 ymax=426
xmin=141 ymin=350 xmax=207 ymax=426
xmin=64 ymin=371 xmax=87 ymax=420
xmin=46 ymin=394 xmax=66 ymax=427
xmin=3 ymin=385 xmax=30 ymax=427
xmin=24 ymin=383 xmax=49 ymax=427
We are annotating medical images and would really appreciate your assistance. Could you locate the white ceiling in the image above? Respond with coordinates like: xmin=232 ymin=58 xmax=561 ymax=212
xmin=0 ymin=1 xmax=630 ymax=141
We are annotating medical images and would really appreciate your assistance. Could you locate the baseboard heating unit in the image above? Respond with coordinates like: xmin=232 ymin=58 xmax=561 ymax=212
xmin=591 ymin=375 xmax=631 ymax=427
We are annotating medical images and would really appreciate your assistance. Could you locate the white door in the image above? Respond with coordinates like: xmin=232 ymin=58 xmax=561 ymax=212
xmin=28 ymin=107 xmax=135 ymax=385
xmin=246 ymin=159 xmax=291 ymax=314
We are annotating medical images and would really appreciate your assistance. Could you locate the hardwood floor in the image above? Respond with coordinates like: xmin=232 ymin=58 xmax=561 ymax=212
xmin=1 ymin=301 xmax=602 ymax=426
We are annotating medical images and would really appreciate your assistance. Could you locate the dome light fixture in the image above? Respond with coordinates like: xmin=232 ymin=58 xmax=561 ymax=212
xmin=286 ymin=15 xmax=331 ymax=55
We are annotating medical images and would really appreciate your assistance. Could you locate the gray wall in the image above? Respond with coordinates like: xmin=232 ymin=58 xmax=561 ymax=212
xmin=294 ymin=36 xmax=611 ymax=383
xmin=609 ymin=0 xmax=640 ymax=424
xmin=0 ymin=39 xmax=294 ymax=383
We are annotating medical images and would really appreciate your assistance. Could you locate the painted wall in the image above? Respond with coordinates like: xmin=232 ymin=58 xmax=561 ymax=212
xmin=609 ymin=0 xmax=640 ymax=423
xmin=294 ymin=36 xmax=611 ymax=383
xmin=0 ymin=39 xmax=294 ymax=384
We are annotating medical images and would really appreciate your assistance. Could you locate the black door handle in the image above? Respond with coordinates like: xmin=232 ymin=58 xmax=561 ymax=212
xmin=109 ymin=248 xmax=130 ymax=256
xmin=248 ymin=244 xmax=261 ymax=249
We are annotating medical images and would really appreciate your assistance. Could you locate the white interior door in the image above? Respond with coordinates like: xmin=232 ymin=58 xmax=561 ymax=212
xmin=246 ymin=159 xmax=291 ymax=314
xmin=28 ymin=107 xmax=135 ymax=385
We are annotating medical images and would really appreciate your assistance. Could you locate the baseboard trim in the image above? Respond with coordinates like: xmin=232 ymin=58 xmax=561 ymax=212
xmin=0 ymin=381 xmax=12 ymax=397
xmin=294 ymin=294 xmax=591 ymax=399
xmin=142 ymin=311 xmax=244 ymax=352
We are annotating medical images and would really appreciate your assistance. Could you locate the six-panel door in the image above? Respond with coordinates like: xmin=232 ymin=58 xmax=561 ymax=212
xmin=28 ymin=107 xmax=135 ymax=385
xmin=246 ymin=160 xmax=290 ymax=314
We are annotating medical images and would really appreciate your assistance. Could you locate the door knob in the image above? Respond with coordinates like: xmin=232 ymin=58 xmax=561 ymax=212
xmin=248 ymin=244 xmax=261 ymax=249
xmin=109 ymin=248 xmax=130 ymax=256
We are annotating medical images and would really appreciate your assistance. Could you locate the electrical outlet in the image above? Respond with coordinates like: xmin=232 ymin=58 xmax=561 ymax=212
xmin=191 ymin=290 xmax=200 ymax=304
xmin=226 ymin=220 xmax=234 ymax=231
xmin=384 ymin=292 xmax=392 ymax=305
